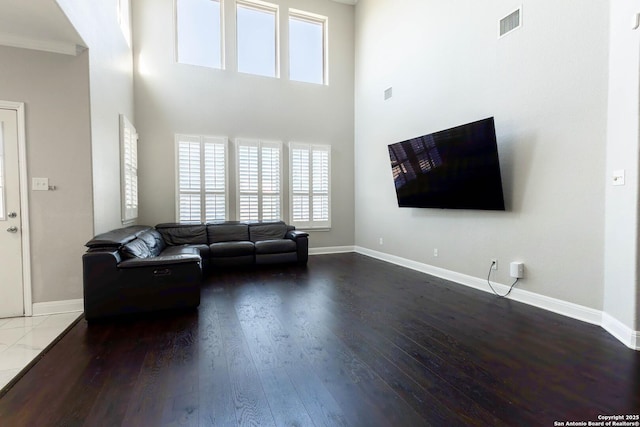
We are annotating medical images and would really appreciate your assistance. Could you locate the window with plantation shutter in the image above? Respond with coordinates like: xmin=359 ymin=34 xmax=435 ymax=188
xmin=289 ymin=142 xmax=331 ymax=229
xmin=120 ymin=115 xmax=138 ymax=224
xmin=236 ymin=139 xmax=282 ymax=221
xmin=176 ymin=134 xmax=228 ymax=223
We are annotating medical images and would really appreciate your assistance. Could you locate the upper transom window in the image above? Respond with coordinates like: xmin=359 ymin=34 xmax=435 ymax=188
xmin=236 ymin=0 xmax=279 ymax=78
xmin=289 ymin=10 xmax=327 ymax=85
xmin=176 ymin=0 xmax=223 ymax=69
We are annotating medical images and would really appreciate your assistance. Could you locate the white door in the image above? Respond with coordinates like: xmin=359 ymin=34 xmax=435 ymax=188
xmin=0 ymin=108 xmax=24 ymax=318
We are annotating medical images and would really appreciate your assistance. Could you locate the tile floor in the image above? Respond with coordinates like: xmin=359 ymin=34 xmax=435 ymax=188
xmin=0 ymin=312 xmax=82 ymax=390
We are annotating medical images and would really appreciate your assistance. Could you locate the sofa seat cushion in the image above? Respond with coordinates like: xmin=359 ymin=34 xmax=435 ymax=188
xmin=119 ymin=254 xmax=201 ymax=268
xmin=161 ymin=245 xmax=201 ymax=257
xmin=254 ymin=239 xmax=296 ymax=254
xmin=210 ymin=241 xmax=255 ymax=257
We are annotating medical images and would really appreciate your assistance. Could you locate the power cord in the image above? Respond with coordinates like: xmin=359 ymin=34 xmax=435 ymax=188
xmin=487 ymin=261 xmax=519 ymax=298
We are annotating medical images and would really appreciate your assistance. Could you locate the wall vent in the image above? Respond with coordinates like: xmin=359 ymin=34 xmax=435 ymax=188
xmin=499 ymin=7 xmax=521 ymax=38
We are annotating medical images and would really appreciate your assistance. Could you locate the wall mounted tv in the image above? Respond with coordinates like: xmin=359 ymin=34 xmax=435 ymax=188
xmin=387 ymin=117 xmax=505 ymax=211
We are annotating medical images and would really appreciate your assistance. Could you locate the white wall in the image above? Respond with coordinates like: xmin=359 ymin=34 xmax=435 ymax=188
xmin=604 ymin=1 xmax=640 ymax=331
xmin=354 ymin=0 xmax=609 ymax=309
xmin=0 ymin=46 xmax=92 ymax=303
xmin=56 ymin=0 xmax=135 ymax=234
xmin=133 ymin=0 xmax=355 ymax=249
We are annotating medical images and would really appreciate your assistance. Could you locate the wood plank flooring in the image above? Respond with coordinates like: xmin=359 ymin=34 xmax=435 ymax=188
xmin=0 ymin=253 xmax=638 ymax=426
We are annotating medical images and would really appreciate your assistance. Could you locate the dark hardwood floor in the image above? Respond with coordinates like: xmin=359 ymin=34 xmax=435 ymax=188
xmin=1 ymin=253 xmax=639 ymax=426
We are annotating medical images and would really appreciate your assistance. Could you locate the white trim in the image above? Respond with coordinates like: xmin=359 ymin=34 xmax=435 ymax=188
xmin=32 ymin=299 xmax=84 ymax=317
xmin=0 ymin=32 xmax=82 ymax=56
xmin=353 ymin=246 xmax=638 ymax=350
xmin=0 ymin=101 xmax=32 ymax=317
xmin=309 ymin=245 xmax=355 ymax=255
xmin=602 ymin=313 xmax=640 ymax=351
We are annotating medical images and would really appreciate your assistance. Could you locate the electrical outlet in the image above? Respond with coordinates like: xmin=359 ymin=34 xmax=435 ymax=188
xmin=491 ymin=259 xmax=498 ymax=270
xmin=434 ymin=248 xmax=439 ymax=257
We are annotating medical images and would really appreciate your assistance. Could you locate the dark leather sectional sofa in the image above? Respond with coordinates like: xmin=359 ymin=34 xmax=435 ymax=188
xmin=82 ymin=221 xmax=308 ymax=320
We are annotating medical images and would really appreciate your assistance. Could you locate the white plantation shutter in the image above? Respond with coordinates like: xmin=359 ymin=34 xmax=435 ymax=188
xmin=236 ymin=139 xmax=282 ymax=221
xmin=176 ymin=135 xmax=228 ymax=223
xmin=289 ymin=142 xmax=331 ymax=229
xmin=204 ymin=138 xmax=227 ymax=221
xmin=261 ymin=144 xmax=281 ymax=220
xmin=120 ymin=115 xmax=138 ymax=223
xmin=312 ymin=149 xmax=329 ymax=222
xmin=291 ymin=147 xmax=309 ymax=222
xmin=238 ymin=142 xmax=259 ymax=221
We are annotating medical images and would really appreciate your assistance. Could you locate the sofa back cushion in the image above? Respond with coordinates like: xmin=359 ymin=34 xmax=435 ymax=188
xmin=137 ymin=229 xmax=166 ymax=257
xmin=85 ymin=225 xmax=152 ymax=249
xmin=156 ymin=223 xmax=208 ymax=245
xmin=207 ymin=223 xmax=249 ymax=243
xmin=248 ymin=221 xmax=288 ymax=242
xmin=121 ymin=238 xmax=152 ymax=259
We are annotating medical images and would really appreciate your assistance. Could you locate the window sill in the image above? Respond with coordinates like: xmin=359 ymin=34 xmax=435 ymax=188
xmin=298 ymin=227 xmax=331 ymax=232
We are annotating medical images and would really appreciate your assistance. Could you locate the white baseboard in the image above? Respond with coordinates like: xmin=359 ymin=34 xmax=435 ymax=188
xmin=602 ymin=313 xmax=639 ymax=350
xmin=354 ymin=246 xmax=638 ymax=351
xmin=32 ymin=299 xmax=83 ymax=317
xmin=310 ymin=246 xmax=356 ymax=255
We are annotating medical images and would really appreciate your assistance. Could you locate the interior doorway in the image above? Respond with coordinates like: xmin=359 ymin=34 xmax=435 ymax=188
xmin=0 ymin=101 xmax=31 ymax=318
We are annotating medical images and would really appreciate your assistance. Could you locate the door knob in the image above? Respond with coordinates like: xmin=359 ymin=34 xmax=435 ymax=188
xmin=8 ymin=212 xmax=17 ymax=218
xmin=6 ymin=226 xmax=18 ymax=233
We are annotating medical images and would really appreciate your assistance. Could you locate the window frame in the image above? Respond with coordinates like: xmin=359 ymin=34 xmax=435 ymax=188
xmin=120 ymin=115 xmax=138 ymax=224
xmin=236 ymin=0 xmax=280 ymax=78
xmin=118 ymin=0 xmax=132 ymax=47
xmin=175 ymin=134 xmax=229 ymax=223
xmin=0 ymin=123 xmax=5 ymax=221
xmin=288 ymin=9 xmax=328 ymax=85
xmin=289 ymin=142 xmax=331 ymax=230
xmin=175 ymin=0 xmax=225 ymax=69
xmin=236 ymin=138 xmax=283 ymax=222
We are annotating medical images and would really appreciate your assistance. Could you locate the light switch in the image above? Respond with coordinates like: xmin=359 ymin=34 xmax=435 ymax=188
xmin=32 ymin=177 xmax=49 ymax=191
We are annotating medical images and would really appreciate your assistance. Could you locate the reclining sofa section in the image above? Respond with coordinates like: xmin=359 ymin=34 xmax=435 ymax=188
xmin=82 ymin=221 xmax=309 ymax=320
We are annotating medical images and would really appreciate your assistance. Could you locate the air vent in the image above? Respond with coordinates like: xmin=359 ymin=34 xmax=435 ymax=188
xmin=499 ymin=7 xmax=521 ymax=38
xmin=384 ymin=87 xmax=393 ymax=100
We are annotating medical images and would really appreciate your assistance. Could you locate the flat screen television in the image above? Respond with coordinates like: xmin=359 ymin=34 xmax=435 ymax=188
xmin=387 ymin=117 xmax=505 ymax=210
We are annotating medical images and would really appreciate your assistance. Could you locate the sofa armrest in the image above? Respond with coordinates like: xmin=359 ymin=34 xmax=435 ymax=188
xmin=286 ymin=230 xmax=309 ymax=240
xmin=83 ymin=249 xmax=201 ymax=320
xmin=284 ymin=230 xmax=308 ymax=265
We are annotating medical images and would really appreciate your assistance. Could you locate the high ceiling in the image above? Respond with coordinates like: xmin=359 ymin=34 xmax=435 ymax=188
xmin=0 ymin=0 xmax=356 ymax=56
xmin=0 ymin=0 xmax=84 ymax=55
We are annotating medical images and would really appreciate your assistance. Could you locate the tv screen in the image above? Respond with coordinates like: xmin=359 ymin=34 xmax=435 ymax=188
xmin=388 ymin=117 xmax=505 ymax=210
